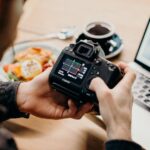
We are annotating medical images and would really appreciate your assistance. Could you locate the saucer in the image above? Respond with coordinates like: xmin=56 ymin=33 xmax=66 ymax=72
xmin=76 ymin=33 xmax=123 ymax=59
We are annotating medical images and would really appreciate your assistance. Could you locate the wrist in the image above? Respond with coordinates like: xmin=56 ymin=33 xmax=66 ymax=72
xmin=107 ymin=124 xmax=132 ymax=141
xmin=16 ymin=82 xmax=31 ymax=113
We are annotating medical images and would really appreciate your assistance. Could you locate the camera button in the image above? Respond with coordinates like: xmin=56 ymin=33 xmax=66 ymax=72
xmin=93 ymin=66 xmax=96 ymax=70
xmin=96 ymin=71 xmax=100 ymax=75
xmin=106 ymin=61 xmax=110 ymax=65
xmin=95 ymin=60 xmax=102 ymax=65
xmin=90 ymin=71 xmax=94 ymax=75
xmin=64 ymin=47 xmax=70 ymax=50
xmin=108 ymin=65 xmax=116 ymax=71
xmin=86 ymin=91 xmax=95 ymax=99
xmin=70 ymin=44 xmax=75 ymax=49
xmin=86 ymin=92 xmax=91 ymax=97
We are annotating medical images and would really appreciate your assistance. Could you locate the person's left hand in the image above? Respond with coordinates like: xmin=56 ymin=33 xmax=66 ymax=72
xmin=17 ymin=68 xmax=93 ymax=119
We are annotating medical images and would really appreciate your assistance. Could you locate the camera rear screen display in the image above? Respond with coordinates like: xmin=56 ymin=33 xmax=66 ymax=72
xmin=55 ymin=55 xmax=91 ymax=85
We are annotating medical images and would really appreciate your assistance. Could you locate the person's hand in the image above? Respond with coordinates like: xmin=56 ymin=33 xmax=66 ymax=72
xmin=89 ymin=62 xmax=136 ymax=141
xmin=17 ymin=68 xmax=93 ymax=119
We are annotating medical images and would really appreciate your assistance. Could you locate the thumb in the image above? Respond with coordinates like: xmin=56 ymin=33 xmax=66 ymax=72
xmin=89 ymin=77 xmax=110 ymax=102
xmin=34 ymin=67 xmax=52 ymax=82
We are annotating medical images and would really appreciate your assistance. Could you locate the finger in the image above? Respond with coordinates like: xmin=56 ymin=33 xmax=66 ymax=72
xmin=41 ymin=67 xmax=52 ymax=78
xmin=117 ymin=66 xmax=136 ymax=89
xmin=118 ymin=62 xmax=128 ymax=73
xmin=68 ymin=100 xmax=77 ymax=115
xmin=114 ymin=62 xmax=136 ymax=89
xmin=74 ymin=103 xmax=93 ymax=119
xmin=62 ymin=100 xmax=77 ymax=118
xmin=34 ymin=67 xmax=52 ymax=84
xmin=89 ymin=77 xmax=110 ymax=102
xmin=30 ymin=66 xmax=53 ymax=93
xmin=117 ymin=62 xmax=128 ymax=69
xmin=89 ymin=77 xmax=109 ymax=92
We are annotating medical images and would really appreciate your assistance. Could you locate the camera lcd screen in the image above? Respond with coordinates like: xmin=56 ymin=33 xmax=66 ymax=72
xmin=55 ymin=55 xmax=91 ymax=85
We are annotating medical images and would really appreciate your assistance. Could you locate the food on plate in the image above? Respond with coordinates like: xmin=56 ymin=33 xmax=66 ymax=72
xmin=3 ymin=47 xmax=56 ymax=81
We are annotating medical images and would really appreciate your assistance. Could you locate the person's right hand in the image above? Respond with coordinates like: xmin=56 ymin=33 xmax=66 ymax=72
xmin=89 ymin=62 xmax=136 ymax=141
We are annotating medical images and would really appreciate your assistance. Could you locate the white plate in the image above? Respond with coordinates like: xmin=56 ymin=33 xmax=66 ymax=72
xmin=0 ymin=41 xmax=61 ymax=81
xmin=1 ymin=41 xmax=61 ymax=65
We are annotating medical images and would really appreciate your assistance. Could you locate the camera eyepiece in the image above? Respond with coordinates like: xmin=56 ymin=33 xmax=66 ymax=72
xmin=74 ymin=40 xmax=104 ymax=60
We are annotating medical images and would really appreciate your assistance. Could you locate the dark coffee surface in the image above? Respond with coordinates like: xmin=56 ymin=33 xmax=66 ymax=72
xmin=88 ymin=24 xmax=110 ymax=36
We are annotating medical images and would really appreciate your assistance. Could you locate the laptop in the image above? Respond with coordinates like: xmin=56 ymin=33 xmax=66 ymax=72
xmin=129 ymin=19 xmax=150 ymax=111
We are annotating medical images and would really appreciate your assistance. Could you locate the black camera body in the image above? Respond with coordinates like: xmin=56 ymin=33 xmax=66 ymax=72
xmin=49 ymin=40 xmax=123 ymax=111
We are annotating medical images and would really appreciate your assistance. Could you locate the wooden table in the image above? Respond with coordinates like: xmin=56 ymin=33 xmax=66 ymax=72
xmin=3 ymin=0 xmax=150 ymax=149
xmin=18 ymin=0 xmax=150 ymax=62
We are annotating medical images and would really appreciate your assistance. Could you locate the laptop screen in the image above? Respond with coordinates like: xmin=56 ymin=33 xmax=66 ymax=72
xmin=135 ymin=19 xmax=150 ymax=71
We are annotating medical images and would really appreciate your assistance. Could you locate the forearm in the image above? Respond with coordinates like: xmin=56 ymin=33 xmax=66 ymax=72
xmin=0 ymin=81 xmax=28 ymax=122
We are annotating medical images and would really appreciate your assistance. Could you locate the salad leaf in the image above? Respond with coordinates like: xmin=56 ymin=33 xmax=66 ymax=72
xmin=7 ymin=72 xmax=19 ymax=81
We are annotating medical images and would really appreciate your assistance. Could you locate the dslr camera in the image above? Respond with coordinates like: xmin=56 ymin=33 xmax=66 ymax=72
xmin=49 ymin=40 xmax=123 ymax=112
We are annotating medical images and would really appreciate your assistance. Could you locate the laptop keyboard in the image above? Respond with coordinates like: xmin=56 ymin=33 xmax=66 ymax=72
xmin=132 ymin=72 xmax=150 ymax=110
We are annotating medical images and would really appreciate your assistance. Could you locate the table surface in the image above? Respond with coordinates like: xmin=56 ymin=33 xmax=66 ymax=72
xmin=3 ymin=0 xmax=150 ymax=149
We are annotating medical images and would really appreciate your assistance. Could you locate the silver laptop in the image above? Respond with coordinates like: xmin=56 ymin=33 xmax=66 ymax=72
xmin=129 ymin=19 xmax=150 ymax=111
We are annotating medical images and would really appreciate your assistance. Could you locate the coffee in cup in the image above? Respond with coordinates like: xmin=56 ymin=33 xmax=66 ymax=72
xmin=87 ymin=24 xmax=110 ymax=36
xmin=84 ymin=21 xmax=115 ymax=39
